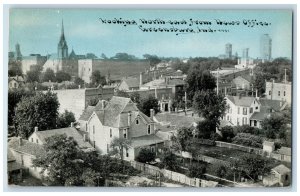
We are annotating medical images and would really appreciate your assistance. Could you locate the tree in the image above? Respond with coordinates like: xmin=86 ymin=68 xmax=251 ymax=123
xmin=196 ymin=119 xmax=216 ymax=139
xmin=136 ymin=148 xmax=156 ymax=163
xmin=210 ymin=163 xmax=227 ymax=178
xmin=137 ymin=95 xmax=160 ymax=117
xmin=161 ymin=152 xmax=179 ymax=172
xmin=86 ymin=53 xmax=98 ymax=59
xmin=187 ymin=163 xmax=207 ymax=178
xmin=143 ymin=54 xmax=161 ymax=67
xmin=193 ymin=90 xmax=227 ymax=127
xmin=239 ymin=154 xmax=272 ymax=181
xmin=261 ymin=113 xmax=287 ymax=139
xmin=8 ymin=89 xmax=35 ymax=126
xmin=90 ymin=70 xmax=106 ymax=86
xmin=219 ymin=126 xmax=235 ymax=142
xmin=32 ymin=134 xmax=83 ymax=185
xmin=42 ymin=68 xmax=56 ymax=82
xmin=100 ymin=53 xmax=108 ymax=59
xmin=110 ymin=137 xmax=131 ymax=164
xmin=129 ymin=91 xmax=141 ymax=105
xmin=8 ymin=60 xmax=23 ymax=76
xmin=186 ymin=65 xmax=216 ymax=100
xmin=171 ymin=127 xmax=193 ymax=152
xmin=74 ymin=77 xmax=85 ymax=87
xmin=56 ymin=71 xmax=71 ymax=83
xmin=56 ymin=110 xmax=76 ymax=129
xmin=26 ymin=69 xmax=41 ymax=83
xmin=14 ymin=91 xmax=59 ymax=138
xmin=87 ymin=97 xmax=100 ymax=106
xmin=111 ymin=52 xmax=137 ymax=60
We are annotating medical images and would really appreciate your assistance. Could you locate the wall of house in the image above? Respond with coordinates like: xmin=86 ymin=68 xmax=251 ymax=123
xmin=266 ymin=82 xmax=291 ymax=105
xmin=78 ymin=59 xmax=95 ymax=83
xmin=28 ymin=132 xmax=43 ymax=145
xmin=10 ymin=150 xmax=43 ymax=179
xmin=225 ymin=98 xmax=260 ymax=126
xmin=9 ymin=80 xmax=19 ymax=89
xmin=128 ymin=116 xmax=153 ymax=138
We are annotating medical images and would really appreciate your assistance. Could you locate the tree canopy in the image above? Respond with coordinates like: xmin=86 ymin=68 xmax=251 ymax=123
xmin=56 ymin=110 xmax=76 ymax=129
xmin=56 ymin=71 xmax=71 ymax=83
xmin=42 ymin=68 xmax=56 ymax=82
xmin=136 ymin=148 xmax=156 ymax=163
xmin=90 ymin=70 xmax=106 ymax=87
xmin=14 ymin=91 xmax=59 ymax=138
xmin=137 ymin=95 xmax=160 ymax=117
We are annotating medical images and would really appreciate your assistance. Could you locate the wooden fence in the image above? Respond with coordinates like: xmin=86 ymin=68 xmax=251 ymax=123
xmin=130 ymin=160 xmax=218 ymax=187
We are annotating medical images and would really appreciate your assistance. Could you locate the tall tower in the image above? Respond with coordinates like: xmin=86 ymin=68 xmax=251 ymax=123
xmin=225 ymin=43 xmax=232 ymax=59
xmin=15 ymin=43 xmax=22 ymax=60
xmin=260 ymin=34 xmax=272 ymax=62
xmin=57 ymin=20 xmax=68 ymax=59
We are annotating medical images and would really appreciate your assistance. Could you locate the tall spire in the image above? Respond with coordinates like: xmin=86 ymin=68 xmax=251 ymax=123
xmin=61 ymin=19 xmax=64 ymax=36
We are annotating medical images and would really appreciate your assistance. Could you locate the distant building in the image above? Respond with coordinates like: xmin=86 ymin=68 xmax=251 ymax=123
xmin=236 ymin=48 xmax=255 ymax=69
xmin=265 ymin=80 xmax=291 ymax=105
xmin=8 ymin=75 xmax=25 ymax=89
xmin=47 ymin=85 xmax=114 ymax=120
xmin=84 ymin=96 xmax=164 ymax=160
xmin=260 ymin=34 xmax=272 ymax=62
xmin=21 ymin=54 xmax=47 ymax=74
xmin=225 ymin=43 xmax=232 ymax=59
xmin=118 ymin=77 xmax=140 ymax=91
xmin=263 ymin=164 xmax=291 ymax=187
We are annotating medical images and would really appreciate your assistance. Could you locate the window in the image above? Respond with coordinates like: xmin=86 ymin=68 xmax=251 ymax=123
xmin=93 ymin=125 xmax=95 ymax=134
xmin=148 ymin=125 xmax=151 ymax=134
xmin=269 ymin=91 xmax=271 ymax=95
xmin=254 ymin=120 xmax=257 ymax=127
xmin=36 ymin=139 xmax=39 ymax=144
xmin=21 ymin=155 xmax=24 ymax=166
xmin=255 ymin=106 xmax=258 ymax=110
xmin=31 ymin=138 xmax=33 ymax=142
xmin=136 ymin=119 xmax=139 ymax=125
xmin=110 ymin=129 xmax=112 ymax=138
xmin=242 ymin=117 xmax=247 ymax=125
xmin=250 ymin=108 xmax=253 ymax=113
xmin=126 ymin=149 xmax=129 ymax=157
xmin=243 ymin=108 xmax=247 ymax=115
xmin=284 ymin=91 xmax=286 ymax=96
xmin=278 ymin=91 xmax=280 ymax=96
xmin=123 ymin=129 xmax=127 ymax=139
xmin=85 ymin=123 xmax=87 ymax=132
xmin=227 ymin=115 xmax=229 ymax=121
xmin=237 ymin=118 xmax=240 ymax=126
xmin=107 ymin=144 xmax=109 ymax=153
xmin=237 ymin=107 xmax=240 ymax=114
xmin=14 ymin=83 xmax=17 ymax=88
xmin=93 ymin=141 xmax=96 ymax=148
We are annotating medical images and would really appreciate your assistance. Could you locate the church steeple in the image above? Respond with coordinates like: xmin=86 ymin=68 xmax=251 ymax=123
xmin=57 ymin=19 xmax=68 ymax=59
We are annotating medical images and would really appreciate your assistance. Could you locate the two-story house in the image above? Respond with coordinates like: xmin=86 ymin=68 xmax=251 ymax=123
xmin=86 ymin=96 xmax=164 ymax=161
xmin=224 ymin=95 xmax=260 ymax=126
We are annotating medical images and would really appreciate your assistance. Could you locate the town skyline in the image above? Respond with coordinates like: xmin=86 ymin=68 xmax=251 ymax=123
xmin=9 ymin=9 xmax=292 ymax=59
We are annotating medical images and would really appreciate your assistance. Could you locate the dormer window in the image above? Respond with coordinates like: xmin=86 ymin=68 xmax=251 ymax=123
xmin=136 ymin=119 xmax=139 ymax=125
xmin=148 ymin=125 xmax=151 ymax=135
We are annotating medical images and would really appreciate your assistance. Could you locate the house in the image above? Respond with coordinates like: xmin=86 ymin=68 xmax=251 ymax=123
xmin=85 ymin=96 xmax=164 ymax=161
xmin=7 ymin=148 xmax=23 ymax=184
xmin=8 ymin=75 xmax=25 ymax=89
xmin=262 ymin=141 xmax=275 ymax=155
xmin=249 ymin=99 xmax=287 ymax=129
xmin=275 ymin=147 xmax=291 ymax=162
xmin=265 ymin=80 xmax=291 ymax=105
xmin=8 ymin=137 xmax=46 ymax=179
xmin=118 ymin=77 xmax=140 ymax=91
xmin=263 ymin=164 xmax=291 ymax=187
xmin=224 ymin=96 xmax=260 ymax=126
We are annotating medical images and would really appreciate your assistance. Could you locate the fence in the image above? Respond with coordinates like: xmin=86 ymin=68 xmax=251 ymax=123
xmin=215 ymin=141 xmax=264 ymax=155
xmin=130 ymin=160 xmax=218 ymax=187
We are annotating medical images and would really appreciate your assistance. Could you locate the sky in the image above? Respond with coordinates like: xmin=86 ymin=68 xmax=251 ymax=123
xmin=9 ymin=9 xmax=293 ymax=59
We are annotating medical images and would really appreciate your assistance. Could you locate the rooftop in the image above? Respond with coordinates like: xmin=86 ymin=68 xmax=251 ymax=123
xmin=154 ymin=113 xmax=202 ymax=128
xmin=8 ymin=137 xmax=45 ymax=157
xmin=130 ymin=134 xmax=164 ymax=148
xmin=226 ymin=96 xmax=256 ymax=107
xmin=121 ymin=77 xmax=140 ymax=88
xmin=272 ymin=164 xmax=291 ymax=175
xmin=277 ymin=147 xmax=291 ymax=156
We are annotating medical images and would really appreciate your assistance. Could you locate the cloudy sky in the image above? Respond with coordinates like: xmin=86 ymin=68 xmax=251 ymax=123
xmin=9 ymin=9 xmax=292 ymax=59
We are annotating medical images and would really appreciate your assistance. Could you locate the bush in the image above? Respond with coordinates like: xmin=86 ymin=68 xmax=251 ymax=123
xmin=136 ymin=148 xmax=156 ymax=163
xmin=234 ymin=125 xmax=263 ymax=135
xmin=187 ymin=163 xmax=207 ymax=178
xmin=231 ymin=133 xmax=263 ymax=148
xmin=220 ymin=126 xmax=235 ymax=142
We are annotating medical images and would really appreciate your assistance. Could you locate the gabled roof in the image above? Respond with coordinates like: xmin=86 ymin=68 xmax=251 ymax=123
xmin=272 ymin=164 xmax=291 ymax=175
xmin=33 ymin=127 xmax=93 ymax=150
xmin=89 ymin=96 xmax=152 ymax=128
xmin=226 ymin=96 xmax=256 ymax=107
xmin=143 ymin=78 xmax=185 ymax=87
xmin=121 ymin=77 xmax=140 ymax=88
xmin=263 ymin=141 xmax=274 ymax=147
xmin=232 ymin=76 xmax=251 ymax=85
xmin=250 ymin=111 xmax=268 ymax=121
xmin=9 ymin=76 xmax=25 ymax=83
xmin=259 ymin=99 xmax=286 ymax=111
xmin=8 ymin=137 xmax=45 ymax=157
xmin=130 ymin=134 xmax=164 ymax=148
xmin=79 ymin=101 xmax=106 ymax=121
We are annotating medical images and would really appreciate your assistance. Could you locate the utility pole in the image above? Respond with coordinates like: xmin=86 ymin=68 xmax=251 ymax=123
xmin=217 ymin=68 xmax=219 ymax=95
xmin=284 ymin=68 xmax=287 ymax=84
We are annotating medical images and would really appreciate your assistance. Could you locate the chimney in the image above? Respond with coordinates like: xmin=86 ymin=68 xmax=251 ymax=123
xmin=71 ymin=122 xmax=74 ymax=127
xmin=139 ymin=72 xmax=143 ymax=86
xmin=83 ymin=134 xmax=87 ymax=142
xmin=128 ymin=112 xmax=131 ymax=126
xmin=34 ymin=126 xmax=38 ymax=132
xmin=150 ymin=109 xmax=154 ymax=120
xmin=18 ymin=137 xmax=23 ymax=146
xmin=102 ymin=100 xmax=106 ymax=109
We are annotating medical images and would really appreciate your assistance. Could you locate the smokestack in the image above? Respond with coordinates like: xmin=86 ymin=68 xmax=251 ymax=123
xmin=139 ymin=72 xmax=143 ymax=86
xmin=71 ymin=122 xmax=74 ymax=127
xmin=18 ymin=137 xmax=23 ymax=146
xmin=34 ymin=126 xmax=38 ymax=132
xmin=128 ymin=112 xmax=131 ymax=126
xmin=150 ymin=109 xmax=154 ymax=120
xmin=83 ymin=134 xmax=87 ymax=142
